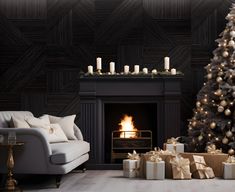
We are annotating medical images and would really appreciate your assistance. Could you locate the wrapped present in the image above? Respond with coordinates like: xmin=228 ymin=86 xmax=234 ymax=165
xmin=191 ymin=155 xmax=215 ymax=179
xmin=170 ymin=155 xmax=191 ymax=179
xmin=207 ymin=144 xmax=222 ymax=154
xmin=163 ymin=137 xmax=184 ymax=153
xmin=223 ymin=156 xmax=235 ymax=179
xmin=180 ymin=152 xmax=228 ymax=177
xmin=146 ymin=155 xmax=165 ymax=180
xmin=123 ymin=150 xmax=140 ymax=178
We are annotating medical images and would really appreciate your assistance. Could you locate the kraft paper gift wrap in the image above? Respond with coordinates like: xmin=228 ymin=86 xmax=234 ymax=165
xmin=123 ymin=159 xmax=140 ymax=178
xmin=180 ymin=152 xmax=228 ymax=177
xmin=223 ymin=156 xmax=235 ymax=179
xmin=170 ymin=155 xmax=191 ymax=179
xmin=190 ymin=155 xmax=215 ymax=179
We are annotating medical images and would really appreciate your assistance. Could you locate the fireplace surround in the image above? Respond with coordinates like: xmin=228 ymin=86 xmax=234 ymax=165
xmin=78 ymin=74 xmax=183 ymax=169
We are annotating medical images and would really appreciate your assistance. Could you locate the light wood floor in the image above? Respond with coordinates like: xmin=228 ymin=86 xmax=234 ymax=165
xmin=21 ymin=170 xmax=235 ymax=192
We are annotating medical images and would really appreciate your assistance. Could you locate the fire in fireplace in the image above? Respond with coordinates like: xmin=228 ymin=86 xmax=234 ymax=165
xmin=111 ymin=114 xmax=152 ymax=163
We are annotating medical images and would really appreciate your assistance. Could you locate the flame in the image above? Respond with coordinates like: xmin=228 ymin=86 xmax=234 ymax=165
xmin=119 ymin=115 xmax=138 ymax=138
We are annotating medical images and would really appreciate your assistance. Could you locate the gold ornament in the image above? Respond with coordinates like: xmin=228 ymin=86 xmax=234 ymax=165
xmin=222 ymin=137 xmax=229 ymax=144
xmin=228 ymin=149 xmax=235 ymax=156
xmin=202 ymin=98 xmax=208 ymax=104
xmin=225 ymin=109 xmax=231 ymax=116
xmin=230 ymin=30 xmax=235 ymax=37
xmin=220 ymin=100 xmax=227 ymax=107
xmin=196 ymin=101 xmax=201 ymax=107
xmin=198 ymin=135 xmax=203 ymax=141
xmin=218 ymin=71 xmax=224 ymax=76
xmin=207 ymin=73 xmax=212 ymax=79
xmin=210 ymin=122 xmax=216 ymax=129
xmin=215 ymin=89 xmax=222 ymax=96
xmin=229 ymin=102 xmax=234 ymax=106
xmin=218 ymin=105 xmax=224 ymax=112
xmin=216 ymin=77 xmax=223 ymax=83
xmin=226 ymin=130 xmax=233 ymax=138
xmin=222 ymin=51 xmax=229 ymax=57
xmin=229 ymin=40 xmax=235 ymax=47
xmin=232 ymin=91 xmax=235 ymax=98
xmin=192 ymin=121 xmax=197 ymax=127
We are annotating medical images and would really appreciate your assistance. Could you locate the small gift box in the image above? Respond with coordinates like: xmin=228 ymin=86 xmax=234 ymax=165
xmin=146 ymin=155 xmax=165 ymax=180
xmin=223 ymin=156 xmax=235 ymax=179
xmin=163 ymin=137 xmax=184 ymax=153
xmin=123 ymin=150 xmax=140 ymax=178
xmin=170 ymin=155 xmax=191 ymax=179
xmin=191 ymin=155 xmax=215 ymax=179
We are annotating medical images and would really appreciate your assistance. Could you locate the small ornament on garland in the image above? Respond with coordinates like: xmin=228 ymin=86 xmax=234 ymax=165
xmin=207 ymin=73 xmax=213 ymax=79
xmin=225 ymin=108 xmax=231 ymax=116
xmin=222 ymin=137 xmax=229 ymax=144
xmin=226 ymin=130 xmax=233 ymax=138
xmin=230 ymin=30 xmax=235 ymax=37
xmin=232 ymin=91 xmax=235 ymax=98
xmin=228 ymin=148 xmax=235 ymax=156
xmin=216 ymin=77 xmax=223 ymax=83
xmin=196 ymin=101 xmax=201 ymax=107
xmin=222 ymin=51 xmax=229 ymax=57
xmin=215 ymin=89 xmax=222 ymax=96
xmin=228 ymin=39 xmax=235 ymax=47
xmin=220 ymin=100 xmax=227 ymax=107
xmin=218 ymin=105 xmax=224 ymax=112
xmin=210 ymin=122 xmax=216 ymax=129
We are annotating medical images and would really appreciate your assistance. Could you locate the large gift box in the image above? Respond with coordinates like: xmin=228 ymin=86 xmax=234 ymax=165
xmin=146 ymin=155 xmax=165 ymax=180
xmin=123 ymin=159 xmax=140 ymax=178
xmin=223 ymin=156 xmax=235 ymax=179
xmin=190 ymin=155 xmax=215 ymax=179
xmin=180 ymin=152 xmax=228 ymax=177
xmin=123 ymin=150 xmax=140 ymax=178
xmin=140 ymin=151 xmax=174 ymax=179
xmin=170 ymin=155 xmax=191 ymax=179
xmin=163 ymin=137 xmax=184 ymax=153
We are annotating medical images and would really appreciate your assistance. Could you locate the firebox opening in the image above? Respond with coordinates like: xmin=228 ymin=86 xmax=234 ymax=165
xmin=104 ymin=103 xmax=157 ymax=164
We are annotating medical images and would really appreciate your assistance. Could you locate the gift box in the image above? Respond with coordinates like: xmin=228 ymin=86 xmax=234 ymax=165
xmin=190 ymin=155 xmax=215 ymax=179
xmin=223 ymin=156 xmax=235 ymax=179
xmin=146 ymin=161 xmax=165 ymax=180
xmin=123 ymin=159 xmax=140 ymax=178
xmin=164 ymin=143 xmax=184 ymax=153
xmin=170 ymin=156 xmax=191 ymax=179
xmin=180 ymin=152 xmax=228 ymax=177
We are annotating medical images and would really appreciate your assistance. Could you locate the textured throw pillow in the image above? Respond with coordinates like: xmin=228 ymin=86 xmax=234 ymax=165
xmin=43 ymin=123 xmax=68 ymax=143
xmin=11 ymin=116 xmax=30 ymax=128
xmin=48 ymin=114 xmax=76 ymax=140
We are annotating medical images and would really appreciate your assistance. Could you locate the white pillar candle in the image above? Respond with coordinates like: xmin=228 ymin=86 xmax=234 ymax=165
xmin=124 ymin=65 xmax=129 ymax=74
xmin=134 ymin=65 xmax=139 ymax=74
xmin=96 ymin=57 xmax=102 ymax=70
xmin=88 ymin=65 xmax=93 ymax=74
xmin=110 ymin=62 xmax=115 ymax=74
xmin=143 ymin=68 xmax=148 ymax=74
xmin=171 ymin=68 xmax=176 ymax=75
xmin=164 ymin=57 xmax=170 ymax=70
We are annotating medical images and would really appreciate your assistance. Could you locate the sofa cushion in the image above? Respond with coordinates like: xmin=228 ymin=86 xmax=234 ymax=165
xmin=48 ymin=115 xmax=77 ymax=140
xmin=50 ymin=140 xmax=90 ymax=164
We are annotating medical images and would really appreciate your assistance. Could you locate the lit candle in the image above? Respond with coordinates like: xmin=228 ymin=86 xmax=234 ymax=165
xmin=164 ymin=57 xmax=170 ymax=71
xmin=88 ymin=65 xmax=93 ymax=74
xmin=96 ymin=57 xmax=102 ymax=70
xmin=110 ymin=62 xmax=115 ymax=74
xmin=152 ymin=69 xmax=157 ymax=74
xmin=124 ymin=65 xmax=129 ymax=74
xmin=134 ymin=65 xmax=139 ymax=74
xmin=171 ymin=68 xmax=176 ymax=75
xmin=143 ymin=68 xmax=148 ymax=74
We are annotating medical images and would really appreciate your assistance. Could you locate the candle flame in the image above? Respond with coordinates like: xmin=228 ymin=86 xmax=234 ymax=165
xmin=119 ymin=115 xmax=138 ymax=138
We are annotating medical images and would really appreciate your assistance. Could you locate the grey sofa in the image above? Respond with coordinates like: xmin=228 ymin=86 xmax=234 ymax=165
xmin=0 ymin=111 xmax=90 ymax=187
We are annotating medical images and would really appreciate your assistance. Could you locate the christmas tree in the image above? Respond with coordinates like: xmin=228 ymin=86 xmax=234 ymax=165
xmin=187 ymin=4 xmax=235 ymax=155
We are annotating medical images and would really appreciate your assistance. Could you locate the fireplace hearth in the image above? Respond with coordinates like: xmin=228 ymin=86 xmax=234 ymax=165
xmin=78 ymin=74 xmax=183 ymax=169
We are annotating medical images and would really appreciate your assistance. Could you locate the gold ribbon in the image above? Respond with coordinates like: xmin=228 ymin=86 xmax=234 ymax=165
xmin=148 ymin=154 xmax=162 ymax=163
xmin=207 ymin=144 xmax=222 ymax=154
xmin=166 ymin=137 xmax=180 ymax=144
xmin=147 ymin=147 xmax=174 ymax=155
xmin=225 ymin=156 xmax=235 ymax=163
xmin=123 ymin=160 xmax=140 ymax=176
xmin=170 ymin=155 xmax=191 ymax=179
xmin=191 ymin=157 xmax=214 ymax=179
xmin=127 ymin=150 xmax=140 ymax=160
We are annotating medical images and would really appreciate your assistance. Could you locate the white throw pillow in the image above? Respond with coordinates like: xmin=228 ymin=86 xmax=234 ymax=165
xmin=44 ymin=123 xmax=68 ymax=143
xmin=11 ymin=116 xmax=30 ymax=128
xmin=48 ymin=115 xmax=76 ymax=140
xmin=39 ymin=114 xmax=50 ymax=125
xmin=26 ymin=116 xmax=50 ymax=130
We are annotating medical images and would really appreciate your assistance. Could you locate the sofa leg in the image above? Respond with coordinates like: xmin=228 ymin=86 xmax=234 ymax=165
xmin=55 ymin=175 xmax=62 ymax=188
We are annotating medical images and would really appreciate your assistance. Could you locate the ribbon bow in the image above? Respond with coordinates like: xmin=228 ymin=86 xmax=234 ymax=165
xmin=170 ymin=155 xmax=191 ymax=179
xmin=127 ymin=150 xmax=140 ymax=160
xmin=207 ymin=144 xmax=222 ymax=154
xmin=167 ymin=137 xmax=180 ymax=144
xmin=148 ymin=154 xmax=162 ymax=163
xmin=225 ymin=156 xmax=235 ymax=163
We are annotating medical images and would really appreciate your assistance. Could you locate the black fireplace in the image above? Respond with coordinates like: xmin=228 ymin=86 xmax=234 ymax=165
xmin=78 ymin=74 xmax=183 ymax=169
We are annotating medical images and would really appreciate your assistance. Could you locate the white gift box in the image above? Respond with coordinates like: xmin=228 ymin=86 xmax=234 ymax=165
xmin=164 ymin=143 xmax=184 ymax=153
xmin=223 ymin=162 xmax=235 ymax=179
xmin=123 ymin=159 xmax=140 ymax=178
xmin=146 ymin=161 xmax=165 ymax=180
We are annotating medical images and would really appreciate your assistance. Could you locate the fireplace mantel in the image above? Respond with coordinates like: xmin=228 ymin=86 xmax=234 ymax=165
xmin=78 ymin=74 xmax=183 ymax=169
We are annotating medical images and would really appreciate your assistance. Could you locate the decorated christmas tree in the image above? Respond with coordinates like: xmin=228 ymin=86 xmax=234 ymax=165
xmin=187 ymin=4 xmax=235 ymax=155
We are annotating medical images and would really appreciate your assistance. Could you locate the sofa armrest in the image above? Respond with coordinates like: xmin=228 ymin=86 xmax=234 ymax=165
xmin=0 ymin=128 xmax=52 ymax=156
xmin=73 ymin=124 xmax=84 ymax=140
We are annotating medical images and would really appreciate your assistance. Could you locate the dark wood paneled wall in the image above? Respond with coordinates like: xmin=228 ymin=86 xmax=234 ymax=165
xmin=0 ymin=0 xmax=234 ymax=137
